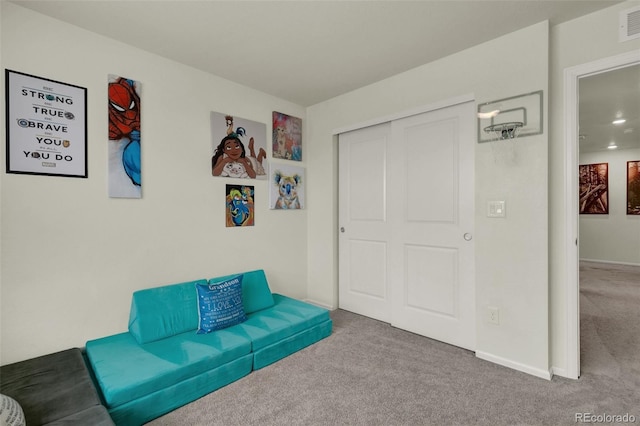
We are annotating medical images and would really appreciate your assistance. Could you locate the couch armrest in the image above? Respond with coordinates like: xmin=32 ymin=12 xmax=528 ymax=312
xmin=0 ymin=348 xmax=108 ymax=425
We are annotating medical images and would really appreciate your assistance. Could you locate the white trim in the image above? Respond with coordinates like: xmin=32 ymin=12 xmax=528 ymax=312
xmin=563 ymin=49 xmax=640 ymax=381
xmin=476 ymin=351 xmax=553 ymax=381
xmin=580 ymin=258 xmax=640 ymax=267
xmin=550 ymin=366 xmax=567 ymax=378
xmin=564 ymin=63 xmax=580 ymax=380
xmin=303 ymin=299 xmax=335 ymax=310
xmin=332 ymin=93 xmax=475 ymax=135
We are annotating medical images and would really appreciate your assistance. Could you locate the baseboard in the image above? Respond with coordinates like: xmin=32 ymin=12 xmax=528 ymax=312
xmin=476 ymin=351 xmax=552 ymax=380
xmin=580 ymin=258 xmax=640 ymax=267
xmin=303 ymin=299 xmax=335 ymax=310
xmin=550 ymin=366 xmax=570 ymax=379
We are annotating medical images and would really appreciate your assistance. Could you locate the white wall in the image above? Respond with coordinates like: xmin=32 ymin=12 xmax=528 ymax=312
xmin=307 ymin=22 xmax=551 ymax=377
xmin=579 ymin=148 xmax=640 ymax=265
xmin=0 ymin=2 xmax=307 ymax=364
xmin=4 ymin=0 xmax=638 ymax=378
xmin=549 ymin=1 xmax=640 ymax=375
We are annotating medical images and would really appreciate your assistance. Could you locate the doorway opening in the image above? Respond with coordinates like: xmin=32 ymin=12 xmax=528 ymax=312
xmin=564 ymin=51 xmax=640 ymax=379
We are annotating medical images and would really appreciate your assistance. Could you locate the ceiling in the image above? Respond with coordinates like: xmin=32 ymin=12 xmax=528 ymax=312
xmin=9 ymin=1 xmax=637 ymax=153
xmin=579 ymin=64 xmax=640 ymax=153
xmin=9 ymin=0 xmax=623 ymax=108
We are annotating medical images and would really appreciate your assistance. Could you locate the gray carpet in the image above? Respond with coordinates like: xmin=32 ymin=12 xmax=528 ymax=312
xmin=148 ymin=262 xmax=639 ymax=425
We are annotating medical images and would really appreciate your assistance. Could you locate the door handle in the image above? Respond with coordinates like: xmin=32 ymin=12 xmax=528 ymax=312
xmin=463 ymin=233 xmax=473 ymax=241
xmin=340 ymin=227 xmax=345 ymax=233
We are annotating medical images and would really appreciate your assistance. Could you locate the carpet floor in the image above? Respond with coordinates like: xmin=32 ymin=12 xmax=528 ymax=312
xmin=148 ymin=262 xmax=639 ymax=425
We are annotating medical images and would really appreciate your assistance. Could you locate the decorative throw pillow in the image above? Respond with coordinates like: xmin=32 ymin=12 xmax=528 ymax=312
xmin=0 ymin=394 xmax=26 ymax=426
xmin=210 ymin=269 xmax=274 ymax=314
xmin=196 ymin=275 xmax=247 ymax=334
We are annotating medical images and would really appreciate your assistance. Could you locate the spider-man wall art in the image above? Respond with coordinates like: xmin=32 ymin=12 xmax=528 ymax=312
xmin=108 ymin=75 xmax=141 ymax=198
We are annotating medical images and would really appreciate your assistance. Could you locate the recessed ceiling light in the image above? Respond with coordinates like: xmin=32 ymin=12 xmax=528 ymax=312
xmin=607 ymin=142 xmax=618 ymax=149
xmin=612 ymin=119 xmax=626 ymax=125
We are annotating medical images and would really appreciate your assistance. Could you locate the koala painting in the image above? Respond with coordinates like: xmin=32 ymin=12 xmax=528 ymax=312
xmin=273 ymin=171 xmax=302 ymax=209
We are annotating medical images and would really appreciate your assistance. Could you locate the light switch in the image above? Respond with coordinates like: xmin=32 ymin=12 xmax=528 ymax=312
xmin=488 ymin=201 xmax=506 ymax=218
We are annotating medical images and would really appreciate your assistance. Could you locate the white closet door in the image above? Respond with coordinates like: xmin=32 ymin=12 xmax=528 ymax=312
xmin=388 ymin=101 xmax=475 ymax=351
xmin=338 ymin=101 xmax=475 ymax=351
xmin=338 ymin=122 xmax=392 ymax=323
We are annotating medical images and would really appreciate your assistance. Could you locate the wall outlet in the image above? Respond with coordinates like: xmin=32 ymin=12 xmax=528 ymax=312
xmin=488 ymin=306 xmax=500 ymax=325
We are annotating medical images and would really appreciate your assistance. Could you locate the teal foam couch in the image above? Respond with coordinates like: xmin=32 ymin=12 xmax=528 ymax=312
xmin=85 ymin=270 xmax=332 ymax=426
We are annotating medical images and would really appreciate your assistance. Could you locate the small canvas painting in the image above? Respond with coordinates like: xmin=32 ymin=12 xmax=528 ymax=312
xmin=211 ymin=112 xmax=267 ymax=179
xmin=226 ymin=184 xmax=254 ymax=227
xmin=272 ymin=111 xmax=302 ymax=161
xmin=628 ymin=160 xmax=640 ymax=215
xmin=108 ymin=75 xmax=141 ymax=198
xmin=579 ymin=163 xmax=609 ymax=214
xmin=269 ymin=163 xmax=304 ymax=210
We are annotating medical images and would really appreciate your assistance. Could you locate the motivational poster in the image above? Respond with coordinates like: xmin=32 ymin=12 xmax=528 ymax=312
xmin=6 ymin=70 xmax=87 ymax=178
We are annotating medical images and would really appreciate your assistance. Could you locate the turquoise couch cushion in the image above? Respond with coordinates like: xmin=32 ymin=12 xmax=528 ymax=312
xmin=252 ymin=319 xmax=333 ymax=370
xmin=85 ymin=329 xmax=252 ymax=408
xmin=234 ymin=294 xmax=330 ymax=351
xmin=129 ymin=270 xmax=274 ymax=344
xmin=106 ymin=355 xmax=253 ymax=426
xmin=129 ymin=279 xmax=204 ymax=344
xmin=209 ymin=269 xmax=274 ymax=315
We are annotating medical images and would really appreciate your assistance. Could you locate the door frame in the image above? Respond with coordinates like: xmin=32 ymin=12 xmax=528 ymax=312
xmin=333 ymin=94 xmax=475 ymax=135
xmin=563 ymin=50 xmax=640 ymax=380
